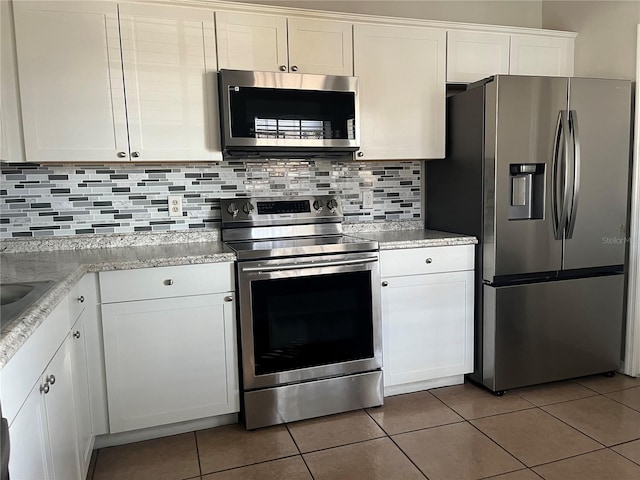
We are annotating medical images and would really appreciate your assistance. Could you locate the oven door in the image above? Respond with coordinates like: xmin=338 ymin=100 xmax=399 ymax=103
xmin=237 ymin=252 xmax=381 ymax=390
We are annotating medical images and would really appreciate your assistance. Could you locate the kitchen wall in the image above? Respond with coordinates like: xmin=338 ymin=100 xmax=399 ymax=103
xmin=223 ymin=0 xmax=544 ymax=28
xmin=542 ymin=1 xmax=640 ymax=80
xmin=0 ymin=160 xmax=421 ymax=238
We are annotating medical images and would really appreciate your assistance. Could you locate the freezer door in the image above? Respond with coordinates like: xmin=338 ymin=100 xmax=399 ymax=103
xmin=563 ymin=78 xmax=632 ymax=270
xmin=484 ymin=76 xmax=567 ymax=280
xmin=482 ymin=275 xmax=624 ymax=392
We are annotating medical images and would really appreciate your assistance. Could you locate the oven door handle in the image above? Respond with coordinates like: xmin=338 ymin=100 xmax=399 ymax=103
xmin=241 ymin=256 xmax=379 ymax=273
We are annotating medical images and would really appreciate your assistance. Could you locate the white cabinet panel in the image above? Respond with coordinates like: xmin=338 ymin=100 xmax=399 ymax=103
xmin=7 ymin=381 xmax=53 ymax=480
xmin=99 ymin=262 xmax=234 ymax=303
xmin=288 ymin=18 xmax=353 ymax=75
xmin=354 ymin=24 xmax=445 ymax=160
xmin=102 ymin=293 xmax=239 ymax=433
xmin=119 ymin=3 xmax=220 ymax=161
xmin=447 ymin=30 xmax=510 ymax=83
xmin=510 ymin=34 xmax=574 ymax=77
xmin=13 ymin=1 xmax=220 ymax=162
xmin=216 ymin=11 xmax=287 ymax=72
xmin=216 ymin=12 xmax=352 ymax=76
xmin=382 ymin=271 xmax=474 ymax=388
xmin=13 ymin=1 xmax=127 ymax=162
xmin=380 ymin=245 xmax=474 ymax=395
xmin=10 ymin=337 xmax=81 ymax=480
xmin=380 ymin=245 xmax=474 ymax=277
xmin=44 ymin=338 xmax=80 ymax=480
xmin=70 ymin=315 xmax=93 ymax=477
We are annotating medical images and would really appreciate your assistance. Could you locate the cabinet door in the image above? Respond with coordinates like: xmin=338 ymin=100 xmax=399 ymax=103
xmin=510 ymin=34 xmax=574 ymax=76
xmin=354 ymin=24 xmax=446 ymax=160
xmin=102 ymin=293 xmax=239 ymax=433
xmin=13 ymin=1 xmax=128 ymax=162
xmin=119 ymin=3 xmax=221 ymax=161
xmin=381 ymin=271 xmax=474 ymax=388
xmin=8 ymin=381 xmax=53 ymax=480
xmin=216 ymin=11 xmax=287 ymax=72
xmin=447 ymin=30 xmax=510 ymax=83
xmin=44 ymin=338 xmax=80 ymax=480
xmin=288 ymin=17 xmax=353 ymax=75
xmin=70 ymin=315 xmax=93 ymax=478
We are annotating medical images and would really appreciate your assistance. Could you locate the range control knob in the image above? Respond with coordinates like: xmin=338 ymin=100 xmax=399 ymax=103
xmin=327 ymin=199 xmax=339 ymax=213
xmin=243 ymin=202 xmax=255 ymax=215
xmin=227 ymin=202 xmax=239 ymax=217
xmin=312 ymin=199 xmax=324 ymax=212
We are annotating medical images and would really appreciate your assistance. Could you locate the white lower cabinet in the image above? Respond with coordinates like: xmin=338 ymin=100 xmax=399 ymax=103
xmin=9 ymin=337 xmax=79 ymax=480
xmin=99 ymin=264 xmax=239 ymax=433
xmin=380 ymin=245 xmax=474 ymax=396
xmin=70 ymin=314 xmax=93 ymax=476
xmin=5 ymin=273 xmax=98 ymax=480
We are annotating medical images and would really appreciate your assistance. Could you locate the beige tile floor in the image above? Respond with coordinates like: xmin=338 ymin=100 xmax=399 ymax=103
xmin=89 ymin=374 xmax=640 ymax=480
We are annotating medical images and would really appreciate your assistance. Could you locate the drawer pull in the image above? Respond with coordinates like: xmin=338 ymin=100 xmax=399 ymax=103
xmin=40 ymin=383 xmax=50 ymax=395
xmin=224 ymin=295 xmax=233 ymax=302
xmin=46 ymin=374 xmax=56 ymax=385
xmin=381 ymin=281 xmax=388 ymax=287
xmin=73 ymin=331 xmax=81 ymax=339
xmin=425 ymin=258 xmax=433 ymax=264
xmin=78 ymin=295 xmax=85 ymax=303
xmin=164 ymin=279 xmax=174 ymax=286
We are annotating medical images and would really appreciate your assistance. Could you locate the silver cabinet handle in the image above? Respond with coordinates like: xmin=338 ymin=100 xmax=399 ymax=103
xmin=117 ymin=151 xmax=127 ymax=158
xmin=40 ymin=383 xmax=50 ymax=394
xmin=164 ymin=279 xmax=174 ymax=286
xmin=291 ymin=65 xmax=298 ymax=72
xmin=425 ymin=258 xmax=433 ymax=264
xmin=131 ymin=151 xmax=140 ymax=158
xmin=46 ymin=374 xmax=56 ymax=385
xmin=357 ymin=151 xmax=364 ymax=158
xmin=381 ymin=281 xmax=388 ymax=287
xmin=73 ymin=331 xmax=81 ymax=339
xmin=78 ymin=295 xmax=85 ymax=303
xmin=224 ymin=295 xmax=233 ymax=302
xmin=279 ymin=65 xmax=287 ymax=71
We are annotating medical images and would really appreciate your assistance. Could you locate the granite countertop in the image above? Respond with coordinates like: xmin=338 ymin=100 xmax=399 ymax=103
xmin=354 ymin=229 xmax=477 ymax=249
xmin=0 ymin=241 xmax=234 ymax=368
xmin=0 ymin=226 xmax=476 ymax=368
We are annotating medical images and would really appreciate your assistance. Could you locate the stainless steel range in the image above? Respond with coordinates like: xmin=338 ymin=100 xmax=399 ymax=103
xmin=220 ymin=195 xmax=383 ymax=430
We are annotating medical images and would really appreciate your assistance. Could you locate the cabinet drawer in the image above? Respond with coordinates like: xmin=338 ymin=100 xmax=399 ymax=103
xmin=380 ymin=245 xmax=474 ymax=277
xmin=68 ymin=273 xmax=97 ymax=322
xmin=99 ymin=263 xmax=234 ymax=303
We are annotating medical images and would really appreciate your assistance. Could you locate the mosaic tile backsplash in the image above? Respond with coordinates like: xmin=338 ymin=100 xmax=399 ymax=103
xmin=0 ymin=160 xmax=422 ymax=238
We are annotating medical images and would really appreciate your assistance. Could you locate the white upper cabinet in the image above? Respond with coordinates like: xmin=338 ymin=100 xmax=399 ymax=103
xmin=354 ymin=24 xmax=445 ymax=160
xmin=510 ymin=34 xmax=574 ymax=77
xmin=287 ymin=17 xmax=353 ymax=75
xmin=447 ymin=30 xmax=510 ymax=83
xmin=13 ymin=1 xmax=221 ymax=162
xmin=216 ymin=11 xmax=353 ymax=75
xmin=119 ymin=3 xmax=220 ymax=161
xmin=13 ymin=1 xmax=127 ymax=162
xmin=447 ymin=30 xmax=575 ymax=83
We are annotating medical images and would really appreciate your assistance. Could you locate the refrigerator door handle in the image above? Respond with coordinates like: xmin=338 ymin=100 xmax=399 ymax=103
xmin=552 ymin=111 xmax=571 ymax=240
xmin=566 ymin=110 xmax=581 ymax=239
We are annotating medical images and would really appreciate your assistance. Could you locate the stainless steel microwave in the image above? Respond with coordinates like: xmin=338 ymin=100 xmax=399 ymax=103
xmin=218 ymin=69 xmax=360 ymax=158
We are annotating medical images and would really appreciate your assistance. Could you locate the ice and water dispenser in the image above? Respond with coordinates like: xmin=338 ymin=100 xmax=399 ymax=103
xmin=509 ymin=164 xmax=545 ymax=220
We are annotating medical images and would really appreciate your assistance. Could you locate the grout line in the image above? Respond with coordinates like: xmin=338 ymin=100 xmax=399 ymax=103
xmin=465 ymin=415 xmax=528 ymax=469
xmin=193 ymin=430 xmax=203 ymax=478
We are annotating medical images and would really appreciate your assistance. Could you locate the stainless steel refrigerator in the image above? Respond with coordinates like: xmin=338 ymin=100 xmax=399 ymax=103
xmin=426 ymin=75 xmax=632 ymax=393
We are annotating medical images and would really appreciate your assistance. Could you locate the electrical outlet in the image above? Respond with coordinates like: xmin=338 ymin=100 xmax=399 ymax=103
xmin=363 ymin=189 xmax=374 ymax=209
xmin=168 ymin=195 xmax=183 ymax=217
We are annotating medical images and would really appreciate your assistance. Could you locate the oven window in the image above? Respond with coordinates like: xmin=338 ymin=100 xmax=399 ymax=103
xmin=251 ymin=271 xmax=373 ymax=375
